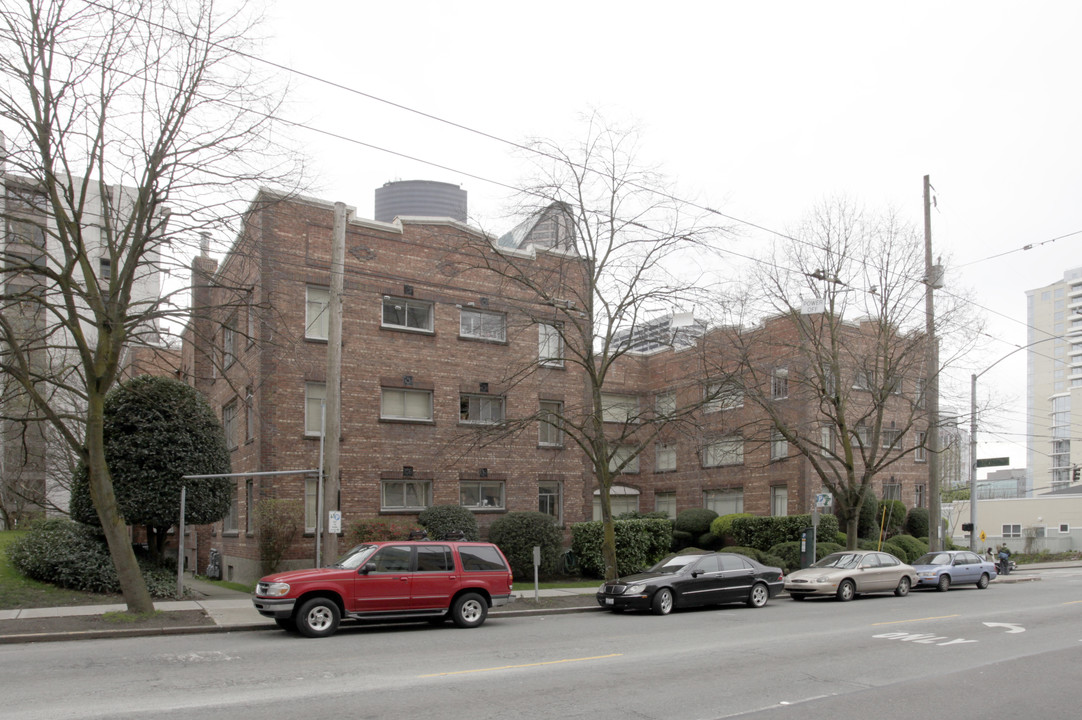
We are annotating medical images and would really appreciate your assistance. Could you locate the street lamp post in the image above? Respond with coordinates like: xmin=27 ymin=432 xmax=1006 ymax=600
xmin=968 ymin=336 xmax=1059 ymax=550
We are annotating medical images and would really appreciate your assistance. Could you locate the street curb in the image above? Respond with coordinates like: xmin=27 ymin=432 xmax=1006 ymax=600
xmin=0 ymin=607 xmax=604 ymax=644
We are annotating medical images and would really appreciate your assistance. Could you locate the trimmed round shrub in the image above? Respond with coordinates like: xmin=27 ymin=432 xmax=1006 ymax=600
xmin=877 ymin=500 xmax=907 ymax=538
xmin=768 ymin=541 xmax=800 ymax=572
xmin=488 ymin=512 xmax=564 ymax=581
xmin=697 ymin=532 xmax=723 ymax=551
xmin=674 ymin=508 xmax=718 ymax=539
xmin=671 ymin=530 xmax=694 ymax=551
xmin=904 ymin=507 xmax=929 ymax=538
xmin=816 ymin=542 xmax=845 ymax=559
xmin=417 ymin=504 xmax=480 ymax=541
xmin=709 ymin=513 xmax=753 ymax=545
xmin=881 ymin=540 xmax=909 ymax=562
xmin=887 ymin=534 xmax=927 ymax=562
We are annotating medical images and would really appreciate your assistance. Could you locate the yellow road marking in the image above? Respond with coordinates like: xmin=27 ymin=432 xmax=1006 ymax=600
xmin=1064 ymin=600 xmax=1082 ymax=605
xmin=872 ymin=614 xmax=959 ymax=626
xmin=419 ymin=653 xmax=623 ymax=677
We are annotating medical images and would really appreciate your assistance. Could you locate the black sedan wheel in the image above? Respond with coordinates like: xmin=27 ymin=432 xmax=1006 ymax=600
xmin=651 ymin=588 xmax=674 ymax=615
xmin=747 ymin=582 xmax=770 ymax=608
xmin=895 ymin=576 xmax=911 ymax=597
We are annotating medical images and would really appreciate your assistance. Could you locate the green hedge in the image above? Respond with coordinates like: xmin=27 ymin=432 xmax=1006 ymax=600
xmin=709 ymin=513 xmax=754 ymax=544
xmin=417 ymin=505 xmax=480 ymax=541
xmin=348 ymin=517 xmax=425 ymax=543
xmin=570 ymin=518 xmax=672 ymax=577
xmin=673 ymin=508 xmax=718 ymax=538
xmin=6 ymin=518 xmax=181 ymax=597
xmin=885 ymin=534 xmax=927 ymax=563
xmin=730 ymin=514 xmax=839 ymax=550
xmin=904 ymin=507 xmax=929 ymax=538
xmin=718 ymin=546 xmax=786 ymax=570
xmin=488 ymin=512 xmax=564 ymax=581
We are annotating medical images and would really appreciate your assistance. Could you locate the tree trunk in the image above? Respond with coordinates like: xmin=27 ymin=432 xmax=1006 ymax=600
xmin=86 ymin=396 xmax=154 ymax=614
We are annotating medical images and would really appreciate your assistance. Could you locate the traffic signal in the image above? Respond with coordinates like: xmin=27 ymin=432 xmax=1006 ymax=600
xmin=962 ymin=523 xmax=974 ymax=532
xmin=1074 ymin=466 xmax=1080 ymax=482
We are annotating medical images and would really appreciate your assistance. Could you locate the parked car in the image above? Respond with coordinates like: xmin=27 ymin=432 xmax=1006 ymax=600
xmin=253 ymin=541 xmax=513 ymax=637
xmin=596 ymin=552 xmax=784 ymax=615
xmin=911 ymin=550 xmax=997 ymax=591
xmin=784 ymin=550 xmax=916 ymax=601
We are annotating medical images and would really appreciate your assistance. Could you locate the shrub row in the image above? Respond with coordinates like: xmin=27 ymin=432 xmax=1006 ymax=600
xmin=7 ymin=518 xmax=183 ymax=597
xmin=730 ymin=514 xmax=839 ymax=549
xmin=571 ymin=518 xmax=672 ymax=577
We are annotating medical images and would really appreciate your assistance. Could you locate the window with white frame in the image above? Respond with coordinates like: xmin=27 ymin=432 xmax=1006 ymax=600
xmin=770 ymin=486 xmax=788 ymax=516
xmin=539 ymin=400 xmax=563 ymax=446
xmin=881 ymin=428 xmax=903 ymax=449
xmin=704 ymin=488 xmax=743 ymax=515
xmin=600 ymin=393 xmax=638 ymax=423
xmin=770 ymin=430 xmax=788 ymax=461
xmin=223 ymin=313 xmax=237 ymax=368
xmin=538 ymin=481 xmax=562 ymax=523
xmin=382 ymin=479 xmax=432 ymax=511
xmin=655 ymin=442 xmax=677 ymax=472
xmin=460 ymin=480 xmax=505 ymax=509
xmin=820 ymin=426 xmax=834 ymax=457
xmin=538 ymin=323 xmax=564 ymax=366
xmin=772 ymin=368 xmax=788 ymax=399
xmin=1002 ymin=524 xmax=1021 ymax=538
xmin=703 ymin=437 xmax=743 ymax=467
xmin=305 ymin=382 xmax=326 ymax=436
xmin=915 ymin=431 xmax=927 ymax=462
xmin=854 ymin=367 xmax=872 ymax=390
xmin=224 ymin=482 xmax=239 ymax=533
xmin=247 ymin=300 xmax=257 ymax=347
xmin=381 ymin=388 xmax=433 ymax=421
xmin=382 ymin=297 xmax=433 ymax=332
xmin=306 ymin=286 xmax=329 ymax=340
xmin=915 ymin=484 xmax=925 ymax=508
xmin=222 ymin=400 xmax=238 ymax=450
xmin=593 ymin=486 xmax=639 ymax=520
xmin=853 ymin=425 xmax=871 ymax=447
xmin=704 ymin=381 xmax=742 ymax=412
xmin=245 ymin=386 xmax=255 ymax=441
xmin=245 ymin=479 xmax=255 ymax=535
xmin=655 ymin=491 xmax=677 ymax=519
xmin=460 ymin=394 xmax=504 ymax=424
xmin=1059 ymin=523 xmax=1070 ymax=534
xmin=609 ymin=446 xmax=640 ymax=474
xmin=882 ymin=483 xmax=901 ymax=500
xmin=655 ymin=390 xmax=676 ymax=417
xmin=460 ymin=309 xmax=506 ymax=341
xmin=304 ymin=476 xmax=318 ymax=533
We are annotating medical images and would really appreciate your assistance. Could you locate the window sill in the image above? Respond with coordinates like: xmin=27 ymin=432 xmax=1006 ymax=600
xmin=464 ymin=507 xmax=507 ymax=513
xmin=457 ymin=335 xmax=509 ymax=346
xmin=380 ymin=325 xmax=435 ymax=337
xmin=379 ymin=417 xmax=436 ymax=426
xmin=222 ymin=531 xmax=240 ymax=538
xmin=379 ymin=508 xmax=427 ymax=515
xmin=538 ymin=443 xmax=564 ymax=450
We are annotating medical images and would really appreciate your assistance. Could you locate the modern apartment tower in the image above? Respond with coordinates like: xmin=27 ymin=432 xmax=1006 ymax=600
xmin=1026 ymin=267 xmax=1082 ymax=495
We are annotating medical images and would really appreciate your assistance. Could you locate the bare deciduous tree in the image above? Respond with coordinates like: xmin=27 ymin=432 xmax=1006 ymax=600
xmin=0 ymin=0 xmax=298 ymax=612
xmin=713 ymin=199 xmax=977 ymax=547
xmin=450 ymin=118 xmax=727 ymax=579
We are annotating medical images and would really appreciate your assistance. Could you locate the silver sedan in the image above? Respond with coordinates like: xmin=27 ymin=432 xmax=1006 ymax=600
xmin=784 ymin=550 xmax=917 ymax=601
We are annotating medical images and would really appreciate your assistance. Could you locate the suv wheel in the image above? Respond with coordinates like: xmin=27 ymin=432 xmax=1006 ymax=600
xmin=296 ymin=598 xmax=341 ymax=638
xmin=451 ymin=593 xmax=488 ymax=628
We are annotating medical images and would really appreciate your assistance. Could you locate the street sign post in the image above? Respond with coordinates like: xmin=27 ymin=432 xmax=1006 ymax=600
xmin=975 ymin=457 xmax=1009 ymax=468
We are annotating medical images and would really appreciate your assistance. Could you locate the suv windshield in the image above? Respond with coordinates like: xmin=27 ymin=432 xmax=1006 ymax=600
xmin=811 ymin=553 xmax=861 ymax=569
xmin=332 ymin=544 xmax=378 ymax=569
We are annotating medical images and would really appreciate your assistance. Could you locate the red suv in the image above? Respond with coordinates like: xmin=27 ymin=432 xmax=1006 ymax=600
xmin=253 ymin=541 xmax=514 ymax=637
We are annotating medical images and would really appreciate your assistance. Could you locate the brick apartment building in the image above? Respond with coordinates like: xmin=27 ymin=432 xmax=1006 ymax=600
xmin=181 ymin=190 xmax=591 ymax=582
xmin=183 ymin=187 xmax=931 ymax=583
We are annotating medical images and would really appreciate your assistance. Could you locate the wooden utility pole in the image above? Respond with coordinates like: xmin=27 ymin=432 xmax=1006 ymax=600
xmin=924 ymin=175 xmax=942 ymax=552
xmin=321 ymin=202 xmax=347 ymax=563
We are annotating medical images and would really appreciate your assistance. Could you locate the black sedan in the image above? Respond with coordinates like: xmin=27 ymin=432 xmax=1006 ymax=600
xmin=596 ymin=552 xmax=784 ymax=615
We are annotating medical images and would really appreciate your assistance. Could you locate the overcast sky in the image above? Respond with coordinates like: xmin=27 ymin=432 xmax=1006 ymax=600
xmin=261 ymin=0 xmax=1082 ymax=477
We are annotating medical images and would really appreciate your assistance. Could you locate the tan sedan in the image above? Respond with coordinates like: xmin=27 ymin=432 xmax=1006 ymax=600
xmin=784 ymin=550 xmax=917 ymax=601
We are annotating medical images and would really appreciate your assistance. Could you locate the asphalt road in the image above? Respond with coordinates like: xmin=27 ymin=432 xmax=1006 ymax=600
xmin=3 ymin=569 xmax=1080 ymax=720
